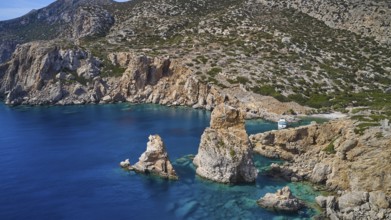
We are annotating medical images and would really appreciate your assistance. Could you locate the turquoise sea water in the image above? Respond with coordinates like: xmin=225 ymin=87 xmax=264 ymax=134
xmin=0 ymin=103 xmax=321 ymax=219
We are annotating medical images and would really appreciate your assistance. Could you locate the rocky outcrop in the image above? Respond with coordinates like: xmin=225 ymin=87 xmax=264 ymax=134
xmin=119 ymin=159 xmax=131 ymax=169
xmin=316 ymin=191 xmax=391 ymax=220
xmin=250 ymin=120 xmax=391 ymax=194
xmin=251 ymin=120 xmax=391 ymax=219
xmin=193 ymin=104 xmax=258 ymax=183
xmin=127 ymin=135 xmax=178 ymax=180
xmin=107 ymin=52 xmax=226 ymax=110
xmin=257 ymin=186 xmax=304 ymax=212
xmin=0 ymin=41 xmax=103 ymax=105
xmin=258 ymin=0 xmax=391 ymax=45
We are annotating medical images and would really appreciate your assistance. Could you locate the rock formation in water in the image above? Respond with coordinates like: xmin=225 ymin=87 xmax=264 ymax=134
xmin=250 ymin=119 xmax=391 ymax=219
xmin=129 ymin=135 xmax=178 ymax=180
xmin=193 ymin=104 xmax=258 ymax=183
xmin=257 ymin=186 xmax=304 ymax=212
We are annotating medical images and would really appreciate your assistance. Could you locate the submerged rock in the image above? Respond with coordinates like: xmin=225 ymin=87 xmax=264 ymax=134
xmin=131 ymin=135 xmax=178 ymax=180
xmin=174 ymin=200 xmax=199 ymax=219
xmin=257 ymin=186 xmax=304 ymax=212
xmin=193 ymin=104 xmax=258 ymax=183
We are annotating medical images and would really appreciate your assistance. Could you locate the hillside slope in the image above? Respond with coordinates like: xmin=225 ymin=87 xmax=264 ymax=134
xmin=0 ymin=0 xmax=390 ymax=115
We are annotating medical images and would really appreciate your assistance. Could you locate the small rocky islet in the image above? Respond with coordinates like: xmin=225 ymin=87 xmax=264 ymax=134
xmin=120 ymin=134 xmax=178 ymax=180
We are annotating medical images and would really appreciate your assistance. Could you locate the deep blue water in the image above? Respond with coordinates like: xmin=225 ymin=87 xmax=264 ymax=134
xmin=0 ymin=103 xmax=321 ymax=220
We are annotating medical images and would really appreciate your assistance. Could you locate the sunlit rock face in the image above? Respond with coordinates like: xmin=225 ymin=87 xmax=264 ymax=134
xmin=193 ymin=104 xmax=258 ymax=184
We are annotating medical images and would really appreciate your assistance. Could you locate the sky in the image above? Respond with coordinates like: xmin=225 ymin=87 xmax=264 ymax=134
xmin=0 ymin=0 xmax=128 ymax=21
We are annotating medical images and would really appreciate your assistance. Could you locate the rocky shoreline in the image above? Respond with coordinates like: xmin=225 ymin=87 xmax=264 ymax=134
xmin=250 ymin=119 xmax=391 ymax=219
xmin=0 ymin=0 xmax=390 ymax=218
xmin=0 ymin=41 xmax=308 ymax=122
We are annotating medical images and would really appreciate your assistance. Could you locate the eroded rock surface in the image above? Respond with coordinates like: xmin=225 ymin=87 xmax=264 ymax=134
xmin=250 ymin=120 xmax=391 ymax=219
xmin=250 ymin=120 xmax=391 ymax=194
xmin=316 ymin=191 xmax=391 ymax=220
xmin=257 ymin=186 xmax=304 ymax=212
xmin=130 ymin=135 xmax=178 ymax=180
xmin=193 ymin=104 xmax=258 ymax=183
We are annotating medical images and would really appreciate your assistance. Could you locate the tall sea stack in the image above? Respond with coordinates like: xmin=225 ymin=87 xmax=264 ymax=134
xmin=193 ymin=104 xmax=258 ymax=183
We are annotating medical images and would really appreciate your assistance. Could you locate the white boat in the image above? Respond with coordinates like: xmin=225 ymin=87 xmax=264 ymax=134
xmin=278 ymin=119 xmax=288 ymax=130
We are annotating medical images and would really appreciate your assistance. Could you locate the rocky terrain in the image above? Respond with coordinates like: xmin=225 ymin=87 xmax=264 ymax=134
xmin=0 ymin=39 xmax=307 ymax=121
xmin=316 ymin=191 xmax=391 ymax=220
xmin=250 ymin=119 xmax=391 ymax=219
xmin=0 ymin=0 xmax=390 ymax=116
xmin=121 ymin=135 xmax=178 ymax=180
xmin=193 ymin=104 xmax=258 ymax=183
xmin=259 ymin=0 xmax=391 ymax=45
xmin=0 ymin=0 xmax=114 ymax=62
xmin=0 ymin=0 xmax=390 ymax=217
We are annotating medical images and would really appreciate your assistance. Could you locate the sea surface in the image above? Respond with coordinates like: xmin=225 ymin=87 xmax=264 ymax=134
xmin=0 ymin=103 xmax=323 ymax=220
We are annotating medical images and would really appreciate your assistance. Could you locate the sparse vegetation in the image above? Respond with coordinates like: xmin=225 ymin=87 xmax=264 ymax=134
xmin=323 ymin=141 xmax=336 ymax=154
xmin=1 ymin=0 xmax=391 ymax=116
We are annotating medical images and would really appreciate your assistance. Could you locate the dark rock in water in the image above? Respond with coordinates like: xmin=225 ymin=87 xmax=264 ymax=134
xmin=257 ymin=186 xmax=304 ymax=212
xmin=174 ymin=200 xmax=199 ymax=219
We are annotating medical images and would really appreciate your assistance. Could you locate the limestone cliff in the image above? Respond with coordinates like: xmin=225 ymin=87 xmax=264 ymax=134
xmin=0 ymin=41 xmax=103 ymax=105
xmin=0 ymin=42 xmax=305 ymax=121
xmin=193 ymin=104 xmax=258 ymax=183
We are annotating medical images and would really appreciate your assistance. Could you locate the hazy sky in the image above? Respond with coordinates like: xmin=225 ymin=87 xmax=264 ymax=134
xmin=0 ymin=0 xmax=128 ymax=21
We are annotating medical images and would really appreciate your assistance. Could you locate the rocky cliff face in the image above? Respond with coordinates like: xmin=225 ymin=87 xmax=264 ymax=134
xmin=258 ymin=0 xmax=391 ymax=44
xmin=193 ymin=104 xmax=258 ymax=183
xmin=108 ymin=52 xmax=222 ymax=109
xmin=0 ymin=40 xmax=103 ymax=105
xmin=0 ymin=39 xmax=305 ymax=121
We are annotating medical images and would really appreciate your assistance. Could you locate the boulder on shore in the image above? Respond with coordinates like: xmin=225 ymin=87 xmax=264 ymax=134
xmin=257 ymin=186 xmax=304 ymax=212
xmin=121 ymin=135 xmax=178 ymax=180
xmin=193 ymin=104 xmax=258 ymax=183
